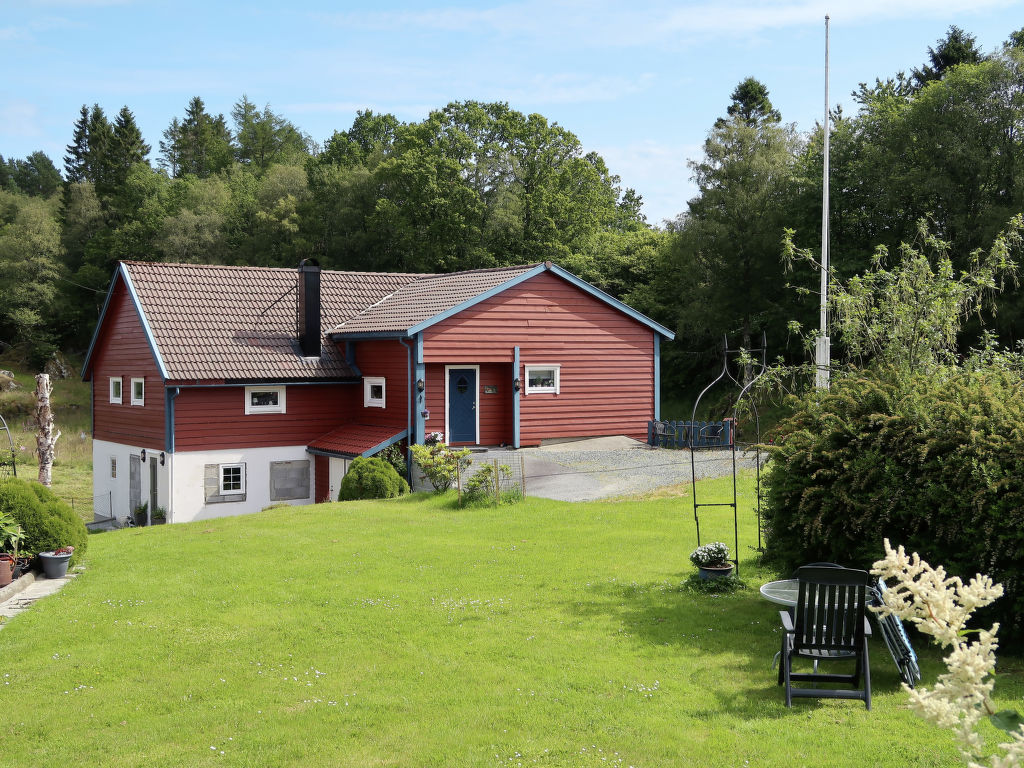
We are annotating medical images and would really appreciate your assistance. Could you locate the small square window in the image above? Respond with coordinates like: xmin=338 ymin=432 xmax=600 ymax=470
xmin=524 ymin=365 xmax=560 ymax=395
xmin=109 ymin=377 xmax=122 ymax=404
xmin=110 ymin=457 xmax=117 ymax=479
xmin=220 ymin=464 xmax=245 ymax=495
xmin=363 ymin=377 xmax=386 ymax=408
xmin=244 ymin=386 xmax=286 ymax=414
xmin=130 ymin=378 xmax=145 ymax=406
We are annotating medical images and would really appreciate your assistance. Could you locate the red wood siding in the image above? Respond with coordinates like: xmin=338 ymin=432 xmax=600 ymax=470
xmin=314 ymin=454 xmax=330 ymax=503
xmin=424 ymin=362 xmax=513 ymax=445
xmin=422 ymin=271 xmax=655 ymax=443
xmin=174 ymin=384 xmax=358 ymax=450
xmin=90 ymin=280 xmax=166 ymax=447
xmin=353 ymin=339 xmax=409 ymax=429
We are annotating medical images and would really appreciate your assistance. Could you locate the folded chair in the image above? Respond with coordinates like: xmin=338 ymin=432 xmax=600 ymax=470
xmin=778 ymin=565 xmax=872 ymax=710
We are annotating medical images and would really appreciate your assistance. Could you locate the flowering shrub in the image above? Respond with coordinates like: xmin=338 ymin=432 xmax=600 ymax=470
xmin=872 ymin=539 xmax=1023 ymax=768
xmin=689 ymin=542 xmax=730 ymax=568
xmin=410 ymin=442 xmax=471 ymax=493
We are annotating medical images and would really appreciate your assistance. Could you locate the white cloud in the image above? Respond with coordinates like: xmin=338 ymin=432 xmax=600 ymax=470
xmin=0 ymin=100 xmax=43 ymax=138
xmin=316 ymin=0 xmax=1020 ymax=49
xmin=596 ymin=139 xmax=703 ymax=225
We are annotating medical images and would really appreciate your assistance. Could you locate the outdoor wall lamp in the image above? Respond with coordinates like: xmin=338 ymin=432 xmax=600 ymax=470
xmin=416 ymin=378 xmax=425 ymax=393
xmin=159 ymin=451 xmax=166 ymax=466
xmin=513 ymin=378 xmax=521 ymax=392
xmin=139 ymin=448 xmax=147 ymax=462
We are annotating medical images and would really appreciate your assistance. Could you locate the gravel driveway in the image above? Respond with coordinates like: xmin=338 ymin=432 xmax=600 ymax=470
xmin=469 ymin=437 xmax=764 ymax=501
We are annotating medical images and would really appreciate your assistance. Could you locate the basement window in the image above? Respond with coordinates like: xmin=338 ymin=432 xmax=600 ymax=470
xmin=109 ymin=377 xmax=122 ymax=404
xmin=524 ymin=365 xmax=560 ymax=395
xmin=130 ymin=378 xmax=145 ymax=406
xmin=219 ymin=464 xmax=246 ymax=496
xmin=244 ymin=386 xmax=286 ymax=415
xmin=110 ymin=457 xmax=117 ymax=479
xmin=363 ymin=377 xmax=386 ymax=408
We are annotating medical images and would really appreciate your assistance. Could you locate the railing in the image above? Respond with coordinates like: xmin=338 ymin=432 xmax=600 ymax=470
xmin=647 ymin=419 xmax=734 ymax=449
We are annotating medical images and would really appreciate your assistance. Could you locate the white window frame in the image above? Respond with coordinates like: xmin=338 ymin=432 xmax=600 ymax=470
xmin=363 ymin=377 xmax=386 ymax=408
xmin=130 ymin=377 xmax=145 ymax=406
xmin=110 ymin=456 xmax=117 ymax=479
xmin=109 ymin=377 xmax=122 ymax=404
xmin=219 ymin=463 xmax=246 ymax=496
xmin=244 ymin=385 xmax=287 ymax=415
xmin=524 ymin=364 xmax=561 ymax=395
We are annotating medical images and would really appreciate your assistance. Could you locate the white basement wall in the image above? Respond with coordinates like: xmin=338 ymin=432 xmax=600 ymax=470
xmin=168 ymin=445 xmax=314 ymax=523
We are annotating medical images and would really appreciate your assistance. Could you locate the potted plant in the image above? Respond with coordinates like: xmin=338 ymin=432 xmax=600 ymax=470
xmin=133 ymin=502 xmax=149 ymax=527
xmin=0 ymin=513 xmax=24 ymax=587
xmin=151 ymin=506 xmax=167 ymax=525
xmin=39 ymin=546 xmax=74 ymax=579
xmin=690 ymin=541 xmax=734 ymax=580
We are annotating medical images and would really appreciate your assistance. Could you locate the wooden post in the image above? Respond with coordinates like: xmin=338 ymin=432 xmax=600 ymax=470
xmin=493 ymin=459 xmax=500 ymax=504
xmin=34 ymin=373 xmax=61 ymax=487
xmin=520 ymin=455 xmax=526 ymax=497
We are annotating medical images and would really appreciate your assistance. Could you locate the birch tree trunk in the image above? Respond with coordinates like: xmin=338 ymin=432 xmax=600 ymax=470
xmin=34 ymin=373 xmax=61 ymax=487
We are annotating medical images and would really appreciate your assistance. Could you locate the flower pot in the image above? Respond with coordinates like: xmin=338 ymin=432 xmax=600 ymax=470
xmin=0 ymin=555 xmax=12 ymax=587
xmin=697 ymin=563 xmax=734 ymax=580
xmin=39 ymin=551 xmax=72 ymax=579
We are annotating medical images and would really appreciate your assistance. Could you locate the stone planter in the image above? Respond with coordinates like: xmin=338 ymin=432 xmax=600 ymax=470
xmin=697 ymin=563 xmax=735 ymax=580
xmin=39 ymin=551 xmax=72 ymax=579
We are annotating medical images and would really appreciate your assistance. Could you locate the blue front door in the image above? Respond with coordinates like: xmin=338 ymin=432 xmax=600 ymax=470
xmin=448 ymin=368 xmax=477 ymax=443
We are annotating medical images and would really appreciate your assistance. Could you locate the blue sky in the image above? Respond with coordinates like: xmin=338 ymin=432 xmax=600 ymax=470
xmin=1 ymin=0 xmax=1022 ymax=225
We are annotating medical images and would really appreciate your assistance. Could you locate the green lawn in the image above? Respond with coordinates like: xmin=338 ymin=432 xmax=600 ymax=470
xmin=2 ymin=484 xmax=1020 ymax=767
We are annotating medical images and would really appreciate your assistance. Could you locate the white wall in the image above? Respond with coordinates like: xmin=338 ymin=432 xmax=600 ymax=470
xmin=169 ymin=445 xmax=314 ymax=524
xmin=92 ymin=438 xmax=169 ymax=524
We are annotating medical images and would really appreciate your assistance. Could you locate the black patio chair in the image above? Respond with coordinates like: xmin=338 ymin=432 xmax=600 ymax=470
xmin=778 ymin=565 xmax=872 ymax=710
xmin=652 ymin=420 xmax=676 ymax=448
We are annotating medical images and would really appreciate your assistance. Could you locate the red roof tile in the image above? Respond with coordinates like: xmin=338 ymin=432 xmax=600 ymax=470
xmin=123 ymin=261 xmax=420 ymax=382
xmin=308 ymin=423 xmax=407 ymax=457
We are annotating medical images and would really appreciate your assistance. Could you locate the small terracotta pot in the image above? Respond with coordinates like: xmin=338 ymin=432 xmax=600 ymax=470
xmin=0 ymin=555 xmax=12 ymax=587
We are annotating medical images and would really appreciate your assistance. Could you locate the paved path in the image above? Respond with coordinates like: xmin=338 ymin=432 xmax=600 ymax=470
xmin=0 ymin=571 xmax=78 ymax=626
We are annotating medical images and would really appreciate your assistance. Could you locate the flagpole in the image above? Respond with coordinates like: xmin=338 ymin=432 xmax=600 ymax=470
xmin=816 ymin=13 xmax=831 ymax=389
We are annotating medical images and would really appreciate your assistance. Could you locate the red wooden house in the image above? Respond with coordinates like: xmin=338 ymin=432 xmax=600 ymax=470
xmin=82 ymin=260 xmax=673 ymax=523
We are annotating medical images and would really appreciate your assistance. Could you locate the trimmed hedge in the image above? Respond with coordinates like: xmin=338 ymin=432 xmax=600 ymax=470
xmin=338 ymin=457 xmax=410 ymax=501
xmin=0 ymin=478 xmax=88 ymax=565
xmin=763 ymin=366 xmax=1024 ymax=645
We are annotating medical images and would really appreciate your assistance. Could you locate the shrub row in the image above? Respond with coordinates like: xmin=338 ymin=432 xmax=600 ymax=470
xmin=0 ymin=477 xmax=88 ymax=564
xmin=763 ymin=366 xmax=1024 ymax=645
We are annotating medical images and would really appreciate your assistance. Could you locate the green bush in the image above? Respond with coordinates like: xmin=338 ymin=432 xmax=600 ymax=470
xmin=0 ymin=478 xmax=88 ymax=565
xmin=461 ymin=463 xmax=520 ymax=506
xmin=763 ymin=365 xmax=1024 ymax=644
xmin=410 ymin=442 xmax=471 ymax=492
xmin=338 ymin=457 xmax=410 ymax=501
xmin=377 ymin=443 xmax=408 ymax=478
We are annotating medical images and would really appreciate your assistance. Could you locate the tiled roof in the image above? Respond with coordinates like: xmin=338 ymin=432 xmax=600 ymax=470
xmin=123 ymin=261 xmax=420 ymax=382
xmin=330 ymin=264 xmax=540 ymax=336
xmin=308 ymin=423 xmax=408 ymax=457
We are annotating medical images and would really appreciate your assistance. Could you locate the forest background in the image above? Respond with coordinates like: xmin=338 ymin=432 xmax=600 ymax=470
xmin=3 ymin=25 xmax=1024 ymax=403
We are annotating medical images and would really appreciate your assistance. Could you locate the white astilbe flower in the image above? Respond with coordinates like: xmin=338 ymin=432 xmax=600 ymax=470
xmin=872 ymin=539 xmax=1019 ymax=767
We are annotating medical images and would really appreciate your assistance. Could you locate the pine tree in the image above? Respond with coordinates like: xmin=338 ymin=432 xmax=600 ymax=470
xmin=64 ymin=105 xmax=90 ymax=183
xmin=160 ymin=97 xmax=233 ymax=178
xmin=98 ymin=106 xmax=151 ymax=202
xmin=85 ymin=104 xmax=113 ymax=184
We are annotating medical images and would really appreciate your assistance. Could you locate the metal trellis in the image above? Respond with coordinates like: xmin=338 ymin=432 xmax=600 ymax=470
xmin=690 ymin=334 xmax=768 ymax=575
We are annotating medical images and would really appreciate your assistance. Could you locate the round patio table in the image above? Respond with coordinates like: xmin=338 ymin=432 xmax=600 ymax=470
xmin=759 ymin=578 xmax=799 ymax=606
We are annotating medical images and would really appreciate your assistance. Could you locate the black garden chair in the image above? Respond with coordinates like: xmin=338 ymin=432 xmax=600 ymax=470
xmin=778 ymin=565 xmax=872 ymax=710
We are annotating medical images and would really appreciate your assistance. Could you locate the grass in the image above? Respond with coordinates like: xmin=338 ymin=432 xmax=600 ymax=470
xmin=0 ymin=353 xmax=94 ymax=519
xmin=3 ymin=482 xmax=1021 ymax=767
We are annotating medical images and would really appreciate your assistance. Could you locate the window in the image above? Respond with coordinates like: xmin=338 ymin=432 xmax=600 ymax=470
xmin=219 ymin=464 xmax=245 ymax=495
xmin=130 ymin=378 xmax=145 ymax=406
xmin=363 ymin=377 xmax=386 ymax=408
xmin=524 ymin=365 xmax=560 ymax=395
xmin=110 ymin=457 xmax=117 ymax=479
xmin=204 ymin=462 xmax=247 ymax=503
xmin=269 ymin=460 xmax=310 ymax=501
xmin=109 ymin=377 xmax=122 ymax=404
xmin=244 ymin=386 xmax=286 ymax=414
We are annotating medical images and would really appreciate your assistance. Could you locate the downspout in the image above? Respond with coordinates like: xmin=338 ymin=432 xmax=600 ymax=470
xmin=399 ymin=337 xmax=413 ymax=485
xmin=166 ymin=386 xmax=180 ymax=523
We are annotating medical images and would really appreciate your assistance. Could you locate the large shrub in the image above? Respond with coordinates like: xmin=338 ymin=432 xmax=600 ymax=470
xmin=763 ymin=365 xmax=1024 ymax=644
xmin=0 ymin=478 xmax=88 ymax=565
xmin=338 ymin=457 xmax=410 ymax=501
